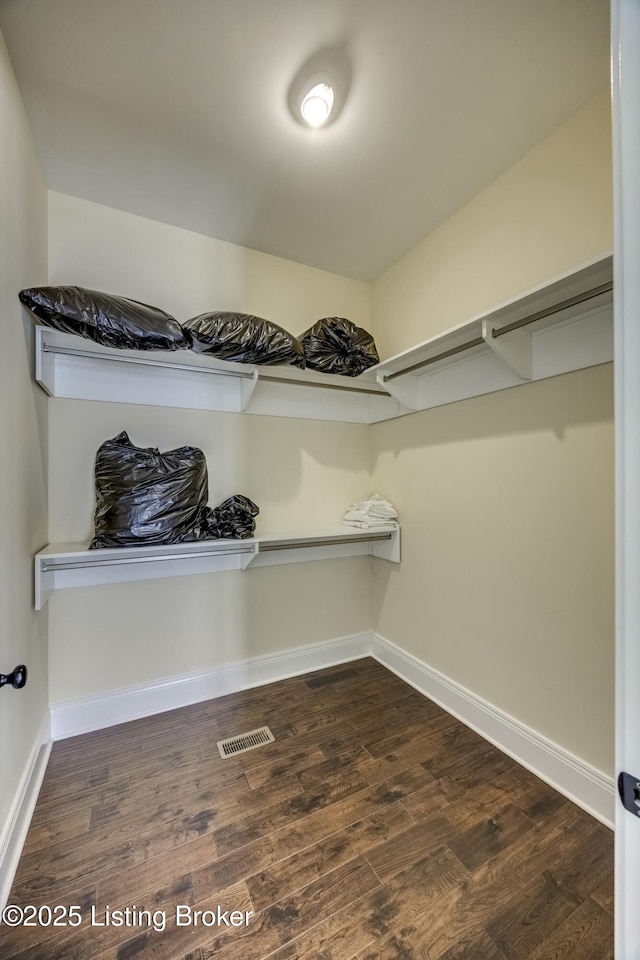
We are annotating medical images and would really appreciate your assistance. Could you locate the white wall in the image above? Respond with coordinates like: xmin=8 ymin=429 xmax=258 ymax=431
xmin=0 ymin=30 xmax=49 ymax=862
xmin=46 ymin=196 xmax=373 ymax=704
xmin=370 ymin=91 xmax=614 ymax=776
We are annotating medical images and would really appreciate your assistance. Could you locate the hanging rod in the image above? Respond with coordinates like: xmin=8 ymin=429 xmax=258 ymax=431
xmin=382 ymin=338 xmax=485 ymax=382
xmin=257 ymin=373 xmax=391 ymax=397
xmin=381 ymin=281 xmax=613 ymax=383
xmin=42 ymin=343 xmax=256 ymax=380
xmin=491 ymin=281 xmax=613 ymax=339
xmin=260 ymin=532 xmax=393 ymax=552
xmin=41 ymin=544 xmax=257 ymax=572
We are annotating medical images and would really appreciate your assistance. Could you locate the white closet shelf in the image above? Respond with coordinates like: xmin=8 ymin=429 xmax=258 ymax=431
xmin=372 ymin=253 xmax=613 ymax=412
xmin=34 ymin=525 xmax=400 ymax=609
xmin=34 ymin=327 xmax=401 ymax=424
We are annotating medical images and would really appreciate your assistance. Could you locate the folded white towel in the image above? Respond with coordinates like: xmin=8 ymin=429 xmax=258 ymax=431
xmin=343 ymin=509 xmax=372 ymax=522
xmin=342 ymin=518 xmax=397 ymax=529
xmin=344 ymin=493 xmax=398 ymax=521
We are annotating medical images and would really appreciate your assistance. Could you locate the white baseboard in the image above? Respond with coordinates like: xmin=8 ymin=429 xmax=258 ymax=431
xmin=370 ymin=631 xmax=615 ymax=828
xmin=0 ymin=712 xmax=52 ymax=910
xmin=48 ymin=628 xmax=615 ymax=828
xmin=50 ymin=632 xmax=372 ymax=740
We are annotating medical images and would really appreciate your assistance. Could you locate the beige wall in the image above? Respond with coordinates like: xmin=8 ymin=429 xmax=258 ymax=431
xmin=48 ymin=559 xmax=372 ymax=703
xmin=46 ymin=197 xmax=373 ymax=704
xmin=372 ymin=90 xmax=612 ymax=358
xmin=0 ymin=31 xmax=49 ymax=845
xmin=370 ymin=91 xmax=614 ymax=775
xmin=48 ymin=192 xmax=370 ymax=336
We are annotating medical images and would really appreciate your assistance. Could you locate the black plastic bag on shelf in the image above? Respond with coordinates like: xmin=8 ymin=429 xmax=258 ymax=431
xmin=300 ymin=317 xmax=380 ymax=376
xmin=90 ymin=432 xmax=212 ymax=549
xmin=184 ymin=312 xmax=305 ymax=367
xmin=208 ymin=495 xmax=259 ymax=539
xmin=19 ymin=285 xmax=191 ymax=351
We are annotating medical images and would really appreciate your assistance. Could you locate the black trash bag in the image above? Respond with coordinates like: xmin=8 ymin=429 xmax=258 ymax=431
xmin=184 ymin=312 xmax=305 ymax=367
xmin=19 ymin=285 xmax=190 ymax=351
xmin=300 ymin=317 xmax=380 ymax=376
xmin=90 ymin=432 xmax=212 ymax=549
xmin=208 ymin=495 xmax=259 ymax=540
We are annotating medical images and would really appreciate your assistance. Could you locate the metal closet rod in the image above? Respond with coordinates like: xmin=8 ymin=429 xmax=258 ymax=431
xmin=43 ymin=343 xmax=256 ymax=380
xmin=260 ymin=532 xmax=393 ymax=552
xmin=41 ymin=544 xmax=257 ymax=572
xmin=382 ymin=280 xmax=613 ymax=383
xmin=258 ymin=373 xmax=391 ymax=397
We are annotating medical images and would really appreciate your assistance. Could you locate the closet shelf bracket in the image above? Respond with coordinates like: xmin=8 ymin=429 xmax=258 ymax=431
xmin=482 ymin=319 xmax=532 ymax=380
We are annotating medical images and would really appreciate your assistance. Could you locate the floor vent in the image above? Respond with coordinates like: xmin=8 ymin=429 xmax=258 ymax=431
xmin=217 ymin=726 xmax=275 ymax=758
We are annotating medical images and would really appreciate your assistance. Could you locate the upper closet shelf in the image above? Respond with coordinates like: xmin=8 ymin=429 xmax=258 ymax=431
xmin=34 ymin=525 xmax=400 ymax=610
xmin=34 ymin=326 xmax=402 ymax=424
xmin=373 ymin=254 xmax=613 ymax=412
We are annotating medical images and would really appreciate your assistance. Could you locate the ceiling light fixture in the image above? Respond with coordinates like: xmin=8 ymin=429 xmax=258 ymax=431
xmin=288 ymin=48 xmax=350 ymax=130
xmin=300 ymin=81 xmax=334 ymax=127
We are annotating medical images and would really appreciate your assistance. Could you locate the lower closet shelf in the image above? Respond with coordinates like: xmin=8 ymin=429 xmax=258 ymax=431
xmin=34 ymin=525 xmax=400 ymax=609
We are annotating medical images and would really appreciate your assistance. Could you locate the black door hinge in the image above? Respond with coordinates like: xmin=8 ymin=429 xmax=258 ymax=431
xmin=618 ymin=771 xmax=640 ymax=816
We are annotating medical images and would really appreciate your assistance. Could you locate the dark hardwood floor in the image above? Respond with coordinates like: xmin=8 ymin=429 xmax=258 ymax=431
xmin=1 ymin=658 xmax=613 ymax=959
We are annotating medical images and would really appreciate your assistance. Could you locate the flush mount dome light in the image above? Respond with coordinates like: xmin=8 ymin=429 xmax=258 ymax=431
xmin=300 ymin=81 xmax=334 ymax=127
xmin=288 ymin=50 xmax=349 ymax=129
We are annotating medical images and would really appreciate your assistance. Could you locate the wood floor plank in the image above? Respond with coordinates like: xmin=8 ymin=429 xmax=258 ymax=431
xmin=399 ymin=777 xmax=459 ymax=821
xmin=275 ymin=844 xmax=470 ymax=960
xmin=29 ymin=778 xmax=131 ymax=828
xmin=20 ymin=806 xmax=93 ymax=856
xmin=437 ymin=931 xmax=509 ymax=959
xmin=257 ymin=889 xmax=383 ymax=960
xmin=590 ymin=875 xmax=615 ymax=916
xmin=471 ymin=802 xmax=605 ymax=893
xmin=486 ymin=871 xmax=583 ymax=959
xmin=198 ymin=857 xmax=380 ymax=960
xmin=10 ymin=837 xmax=136 ymax=904
xmin=212 ymin=775 xmax=371 ymax=857
xmin=431 ymin=777 xmax=514 ymax=832
xmin=37 ymin=764 xmax=110 ymax=806
xmin=95 ymin=882 xmax=252 ymax=960
xmin=446 ymin=803 xmax=536 ymax=871
xmin=365 ymin=816 xmax=455 ymax=882
xmin=190 ymin=835 xmax=278 ymax=901
xmin=246 ymin=803 xmax=412 ymax=911
xmin=350 ymin=847 xmax=472 ymax=960
xmin=130 ymin=774 xmax=302 ymax=863
xmin=294 ymin=745 xmax=373 ymax=788
xmin=526 ymin=896 xmax=614 ymax=960
xmin=271 ymin=765 xmax=434 ymax=861
xmin=96 ymin=832 xmax=217 ymax=908
xmin=491 ymin=766 xmax=567 ymax=824
xmin=546 ymin=821 xmax=614 ymax=903
xmin=244 ymin=746 xmax=326 ymax=789
xmin=0 ymin=889 xmax=97 ymax=960
xmin=267 ymin=856 xmax=379 ymax=946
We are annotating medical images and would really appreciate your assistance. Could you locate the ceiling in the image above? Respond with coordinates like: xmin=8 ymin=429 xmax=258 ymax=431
xmin=0 ymin=0 xmax=609 ymax=281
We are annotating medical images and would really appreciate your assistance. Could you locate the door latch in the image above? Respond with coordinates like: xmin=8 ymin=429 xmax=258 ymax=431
xmin=618 ymin=771 xmax=640 ymax=817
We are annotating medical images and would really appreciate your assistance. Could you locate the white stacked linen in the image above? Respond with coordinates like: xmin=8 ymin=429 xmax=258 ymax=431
xmin=343 ymin=494 xmax=398 ymax=529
